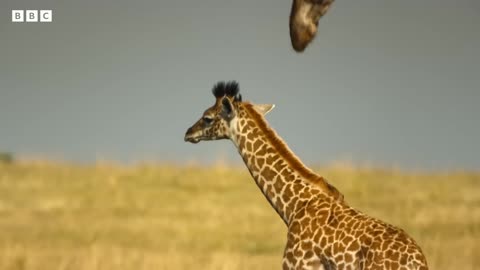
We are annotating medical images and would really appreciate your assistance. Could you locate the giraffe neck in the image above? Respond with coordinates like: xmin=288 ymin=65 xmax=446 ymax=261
xmin=230 ymin=102 xmax=342 ymax=225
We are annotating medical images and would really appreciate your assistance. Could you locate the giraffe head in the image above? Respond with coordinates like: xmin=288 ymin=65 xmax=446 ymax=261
xmin=184 ymin=81 xmax=274 ymax=144
xmin=289 ymin=0 xmax=334 ymax=52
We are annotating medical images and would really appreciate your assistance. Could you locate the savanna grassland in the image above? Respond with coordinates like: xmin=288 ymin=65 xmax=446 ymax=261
xmin=0 ymin=160 xmax=479 ymax=270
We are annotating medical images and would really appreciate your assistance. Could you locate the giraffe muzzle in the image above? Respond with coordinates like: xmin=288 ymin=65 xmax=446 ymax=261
xmin=184 ymin=127 xmax=200 ymax=144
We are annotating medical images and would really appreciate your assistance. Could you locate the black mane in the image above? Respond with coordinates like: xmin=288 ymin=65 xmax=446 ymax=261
xmin=212 ymin=81 xmax=242 ymax=102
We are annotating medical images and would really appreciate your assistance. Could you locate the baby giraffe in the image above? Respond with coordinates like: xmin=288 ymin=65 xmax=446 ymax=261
xmin=184 ymin=81 xmax=428 ymax=270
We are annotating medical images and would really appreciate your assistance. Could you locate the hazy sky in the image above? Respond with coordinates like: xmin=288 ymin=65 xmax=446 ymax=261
xmin=1 ymin=0 xmax=479 ymax=170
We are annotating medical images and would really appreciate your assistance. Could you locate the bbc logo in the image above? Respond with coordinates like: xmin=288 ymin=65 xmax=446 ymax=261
xmin=12 ymin=10 xmax=52 ymax=22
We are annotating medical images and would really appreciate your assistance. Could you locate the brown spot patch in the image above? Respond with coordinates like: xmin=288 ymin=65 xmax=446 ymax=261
xmin=246 ymin=141 xmax=252 ymax=152
xmin=262 ymin=167 xmax=276 ymax=180
xmin=304 ymin=250 xmax=314 ymax=259
xmin=282 ymin=184 xmax=294 ymax=203
xmin=252 ymin=139 xmax=263 ymax=151
xmin=257 ymin=157 xmax=265 ymax=168
xmin=347 ymin=240 xmax=360 ymax=251
xmin=344 ymin=253 xmax=353 ymax=263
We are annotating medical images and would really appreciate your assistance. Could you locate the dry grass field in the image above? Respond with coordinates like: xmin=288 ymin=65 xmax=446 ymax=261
xmin=0 ymin=160 xmax=479 ymax=270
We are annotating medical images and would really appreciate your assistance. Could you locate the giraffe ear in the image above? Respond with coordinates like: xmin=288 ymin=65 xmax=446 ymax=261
xmin=220 ymin=97 xmax=235 ymax=119
xmin=253 ymin=104 xmax=275 ymax=116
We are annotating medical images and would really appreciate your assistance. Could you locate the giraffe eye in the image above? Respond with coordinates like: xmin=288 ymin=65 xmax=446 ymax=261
xmin=203 ymin=116 xmax=214 ymax=124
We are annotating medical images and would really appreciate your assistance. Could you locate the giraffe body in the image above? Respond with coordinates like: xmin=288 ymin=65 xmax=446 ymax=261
xmin=184 ymin=81 xmax=428 ymax=270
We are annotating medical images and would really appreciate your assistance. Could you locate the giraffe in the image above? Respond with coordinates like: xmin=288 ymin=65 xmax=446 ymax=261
xmin=184 ymin=81 xmax=428 ymax=270
xmin=289 ymin=0 xmax=335 ymax=52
